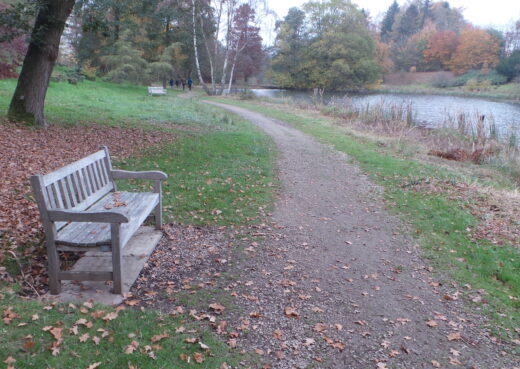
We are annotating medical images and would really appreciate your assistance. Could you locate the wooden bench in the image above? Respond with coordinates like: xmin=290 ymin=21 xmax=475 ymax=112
xmin=148 ymin=86 xmax=167 ymax=95
xmin=30 ymin=147 xmax=167 ymax=295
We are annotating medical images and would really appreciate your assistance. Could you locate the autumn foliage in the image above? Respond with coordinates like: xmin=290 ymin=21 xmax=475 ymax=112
xmin=424 ymin=30 xmax=459 ymax=69
xmin=0 ymin=3 xmax=27 ymax=79
xmin=449 ymin=26 xmax=501 ymax=74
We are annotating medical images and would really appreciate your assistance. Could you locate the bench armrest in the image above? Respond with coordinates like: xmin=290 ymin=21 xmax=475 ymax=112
xmin=48 ymin=210 xmax=129 ymax=223
xmin=111 ymin=170 xmax=168 ymax=181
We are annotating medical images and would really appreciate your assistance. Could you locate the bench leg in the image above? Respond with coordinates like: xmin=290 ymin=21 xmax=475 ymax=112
xmin=155 ymin=202 xmax=163 ymax=230
xmin=111 ymin=224 xmax=123 ymax=294
xmin=46 ymin=241 xmax=61 ymax=294
xmin=154 ymin=180 xmax=163 ymax=230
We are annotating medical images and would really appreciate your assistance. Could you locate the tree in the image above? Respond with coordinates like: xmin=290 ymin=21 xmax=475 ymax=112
xmin=270 ymin=7 xmax=307 ymax=88
xmin=504 ymin=20 xmax=520 ymax=55
xmin=423 ymin=30 xmax=458 ymax=69
xmin=302 ymin=0 xmax=380 ymax=90
xmin=430 ymin=1 xmax=465 ymax=33
xmin=496 ymin=50 xmax=520 ymax=81
xmin=101 ymin=31 xmax=149 ymax=83
xmin=0 ymin=3 xmax=28 ymax=79
xmin=450 ymin=26 xmax=501 ymax=74
xmin=380 ymin=0 xmax=399 ymax=42
xmin=227 ymin=4 xmax=264 ymax=87
xmin=8 ymin=0 xmax=76 ymax=126
xmin=393 ymin=3 xmax=420 ymax=41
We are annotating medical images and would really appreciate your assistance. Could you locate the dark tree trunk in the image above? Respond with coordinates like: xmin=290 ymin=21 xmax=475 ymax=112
xmin=8 ymin=0 xmax=76 ymax=126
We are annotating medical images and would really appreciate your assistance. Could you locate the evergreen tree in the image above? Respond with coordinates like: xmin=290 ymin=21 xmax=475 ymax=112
xmin=380 ymin=0 xmax=399 ymax=42
xmin=394 ymin=3 xmax=420 ymax=40
xmin=100 ymin=31 xmax=149 ymax=83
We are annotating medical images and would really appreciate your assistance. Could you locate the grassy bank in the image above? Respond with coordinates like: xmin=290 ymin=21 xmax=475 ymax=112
xmin=375 ymin=83 xmax=520 ymax=102
xmin=0 ymin=78 xmax=276 ymax=367
xmin=0 ymin=293 xmax=242 ymax=368
xmin=210 ymin=97 xmax=519 ymax=344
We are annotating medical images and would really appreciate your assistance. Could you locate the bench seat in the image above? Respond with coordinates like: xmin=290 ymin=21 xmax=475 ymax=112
xmin=56 ymin=191 xmax=159 ymax=249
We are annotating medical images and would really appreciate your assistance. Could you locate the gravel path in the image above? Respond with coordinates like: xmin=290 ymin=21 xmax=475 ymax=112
xmin=198 ymin=101 xmax=517 ymax=369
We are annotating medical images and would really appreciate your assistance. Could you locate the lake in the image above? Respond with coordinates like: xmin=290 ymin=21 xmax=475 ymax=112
xmin=249 ymin=89 xmax=520 ymax=141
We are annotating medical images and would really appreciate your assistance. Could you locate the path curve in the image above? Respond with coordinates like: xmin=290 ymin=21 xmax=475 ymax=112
xmin=205 ymin=101 xmax=516 ymax=369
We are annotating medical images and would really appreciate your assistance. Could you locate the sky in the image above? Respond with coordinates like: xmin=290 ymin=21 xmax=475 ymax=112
xmin=262 ymin=0 xmax=520 ymax=44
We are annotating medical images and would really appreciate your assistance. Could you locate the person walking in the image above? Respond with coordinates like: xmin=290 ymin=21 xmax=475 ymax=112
xmin=181 ymin=79 xmax=186 ymax=91
xmin=169 ymin=79 xmax=174 ymax=88
xmin=175 ymin=79 xmax=180 ymax=88
xmin=187 ymin=78 xmax=193 ymax=91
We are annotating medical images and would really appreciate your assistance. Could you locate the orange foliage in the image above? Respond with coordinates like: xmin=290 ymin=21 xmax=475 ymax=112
xmin=372 ymin=33 xmax=394 ymax=73
xmin=424 ymin=30 xmax=459 ymax=69
xmin=450 ymin=26 xmax=501 ymax=74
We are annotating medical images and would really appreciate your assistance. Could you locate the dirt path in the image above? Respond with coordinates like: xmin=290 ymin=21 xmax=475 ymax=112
xmin=195 ymin=101 xmax=516 ymax=369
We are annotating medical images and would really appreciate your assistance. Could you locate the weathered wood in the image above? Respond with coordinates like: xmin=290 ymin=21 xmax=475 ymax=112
xmin=30 ymin=147 xmax=167 ymax=295
xmin=59 ymin=271 xmax=113 ymax=281
xmin=111 ymin=223 xmax=123 ymax=294
xmin=111 ymin=170 xmax=168 ymax=180
xmin=42 ymin=150 xmax=106 ymax=186
xmin=154 ymin=179 xmax=163 ymax=230
xmin=48 ymin=209 xmax=129 ymax=223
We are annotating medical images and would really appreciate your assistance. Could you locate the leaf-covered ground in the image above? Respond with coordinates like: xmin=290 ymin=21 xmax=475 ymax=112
xmin=0 ymin=120 xmax=175 ymax=289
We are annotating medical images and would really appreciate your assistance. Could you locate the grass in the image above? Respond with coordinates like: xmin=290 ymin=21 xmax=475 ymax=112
xmin=0 ymin=77 xmax=277 ymax=367
xmin=0 ymin=293 xmax=243 ymax=368
xmin=375 ymin=82 xmax=520 ymax=101
xmin=209 ymin=97 xmax=519 ymax=343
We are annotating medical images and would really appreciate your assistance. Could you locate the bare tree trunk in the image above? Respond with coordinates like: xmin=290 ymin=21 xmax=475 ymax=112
xmin=219 ymin=0 xmax=236 ymax=93
xmin=226 ymin=54 xmax=237 ymax=94
xmin=8 ymin=0 xmax=76 ymax=126
xmin=191 ymin=0 xmax=210 ymax=94
xmin=200 ymin=17 xmax=215 ymax=94
xmin=226 ymin=41 xmax=247 ymax=93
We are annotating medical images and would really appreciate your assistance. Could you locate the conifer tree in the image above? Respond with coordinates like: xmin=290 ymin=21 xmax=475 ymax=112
xmin=380 ymin=1 xmax=399 ymax=42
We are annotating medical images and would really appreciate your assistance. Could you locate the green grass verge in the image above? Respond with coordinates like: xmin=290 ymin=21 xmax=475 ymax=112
xmin=209 ymin=97 xmax=519 ymax=343
xmin=0 ymin=293 xmax=243 ymax=368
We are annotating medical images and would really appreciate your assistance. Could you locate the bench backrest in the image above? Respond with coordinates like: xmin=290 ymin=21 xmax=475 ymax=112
xmin=31 ymin=147 xmax=115 ymax=215
xmin=148 ymin=87 xmax=166 ymax=94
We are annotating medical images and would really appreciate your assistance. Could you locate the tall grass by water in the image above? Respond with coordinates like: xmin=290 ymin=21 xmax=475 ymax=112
xmin=243 ymin=92 xmax=520 ymax=182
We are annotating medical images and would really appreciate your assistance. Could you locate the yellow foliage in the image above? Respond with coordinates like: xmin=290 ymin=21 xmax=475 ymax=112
xmin=450 ymin=26 xmax=501 ymax=75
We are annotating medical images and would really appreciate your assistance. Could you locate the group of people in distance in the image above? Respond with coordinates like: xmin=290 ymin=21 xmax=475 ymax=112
xmin=169 ymin=78 xmax=193 ymax=91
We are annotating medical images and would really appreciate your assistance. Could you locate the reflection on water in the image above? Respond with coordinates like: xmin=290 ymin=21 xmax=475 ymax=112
xmin=250 ymin=89 xmax=520 ymax=136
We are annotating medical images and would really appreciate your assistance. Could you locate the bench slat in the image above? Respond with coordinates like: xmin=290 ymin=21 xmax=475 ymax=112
xmin=42 ymin=150 xmax=106 ymax=186
xmin=58 ymin=179 xmax=72 ymax=209
xmin=55 ymin=192 xmax=158 ymax=247
xmin=64 ymin=175 xmax=78 ymax=207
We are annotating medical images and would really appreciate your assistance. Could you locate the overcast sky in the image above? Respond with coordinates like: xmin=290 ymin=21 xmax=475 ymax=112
xmin=262 ymin=0 xmax=520 ymax=44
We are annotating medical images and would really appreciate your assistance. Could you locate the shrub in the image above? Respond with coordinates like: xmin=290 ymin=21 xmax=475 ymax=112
xmin=430 ymin=73 xmax=455 ymax=88
xmin=465 ymin=78 xmax=479 ymax=91
xmin=80 ymin=62 xmax=97 ymax=81
xmin=454 ymin=69 xmax=507 ymax=87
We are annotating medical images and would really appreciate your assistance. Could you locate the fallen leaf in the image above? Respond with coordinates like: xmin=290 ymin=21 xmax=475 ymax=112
xmin=125 ymin=340 xmax=139 ymax=354
xmin=284 ymin=307 xmax=299 ymax=318
xmin=447 ymin=332 xmax=462 ymax=341
xmin=3 ymin=357 xmax=16 ymax=364
xmin=193 ymin=352 xmax=205 ymax=363
xmin=151 ymin=333 xmax=170 ymax=343
xmin=87 ymin=362 xmax=102 ymax=369
xmin=313 ymin=323 xmax=327 ymax=332
xmin=209 ymin=303 xmax=225 ymax=313
xmin=426 ymin=320 xmax=438 ymax=327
